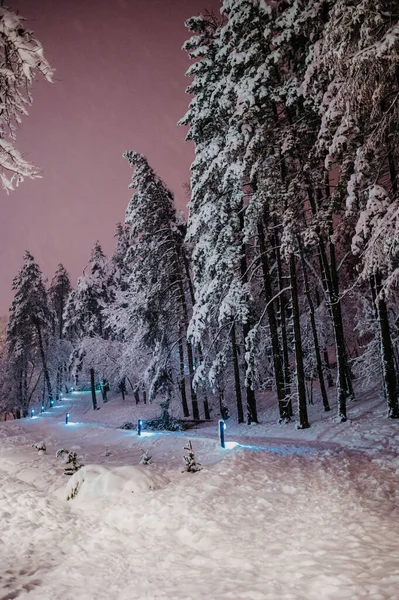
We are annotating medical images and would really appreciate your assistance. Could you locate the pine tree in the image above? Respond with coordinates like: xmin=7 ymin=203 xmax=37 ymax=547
xmin=123 ymin=151 xmax=197 ymax=417
xmin=7 ymin=251 xmax=54 ymax=414
xmin=182 ymin=440 xmax=202 ymax=473
xmin=49 ymin=264 xmax=71 ymax=339
xmin=64 ymin=241 xmax=111 ymax=340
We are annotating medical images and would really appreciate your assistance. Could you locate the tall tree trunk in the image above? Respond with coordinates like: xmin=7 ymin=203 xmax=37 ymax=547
xmin=90 ymin=367 xmax=97 ymax=410
xmin=239 ymin=212 xmax=258 ymax=424
xmin=55 ymin=368 xmax=60 ymax=401
xmin=231 ymin=323 xmax=244 ymax=423
xmin=298 ymin=239 xmax=330 ymax=412
xmin=186 ymin=338 xmax=199 ymax=420
xmin=202 ymin=389 xmax=211 ymax=420
xmin=218 ymin=389 xmax=229 ymax=420
xmin=289 ymin=253 xmax=310 ymax=429
xmin=174 ymin=247 xmax=198 ymax=419
xmin=177 ymin=329 xmax=190 ymax=417
xmin=273 ymin=222 xmax=292 ymax=416
xmin=307 ymin=178 xmax=351 ymax=414
xmin=318 ymin=239 xmax=348 ymax=421
xmin=373 ymin=273 xmax=399 ymax=418
xmin=257 ymin=221 xmax=288 ymax=421
xmin=182 ymin=248 xmax=210 ymax=420
xmin=35 ymin=321 xmax=53 ymax=407
xmin=22 ymin=363 xmax=28 ymax=417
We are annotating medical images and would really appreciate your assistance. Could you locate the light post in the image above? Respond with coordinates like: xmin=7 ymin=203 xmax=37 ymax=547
xmin=218 ymin=419 xmax=226 ymax=449
xmin=137 ymin=419 xmax=143 ymax=436
xmin=65 ymin=412 xmax=70 ymax=425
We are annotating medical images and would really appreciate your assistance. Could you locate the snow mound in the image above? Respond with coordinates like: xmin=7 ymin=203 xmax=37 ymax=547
xmin=65 ymin=464 xmax=168 ymax=503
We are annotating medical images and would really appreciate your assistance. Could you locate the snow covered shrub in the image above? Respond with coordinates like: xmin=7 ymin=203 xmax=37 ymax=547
xmin=119 ymin=421 xmax=135 ymax=430
xmin=139 ymin=449 xmax=152 ymax=465
xmin=65 ymin=464 xmax=168 ymax=502
xmin=32 ymin=441 xmax=46 ymax=455
xmin=182 ymin=441 xmax=201 ymax=473
xmin=56 ymin=448 xmax=83 ymax=476
xmin=146 ymin=416 xmax=182 ymax=432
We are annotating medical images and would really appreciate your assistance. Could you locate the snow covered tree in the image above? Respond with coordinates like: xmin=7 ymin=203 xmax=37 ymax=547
xmin=49 ymin=264 xmax=71 ymax=339
xmin=123 ymin=151 xmax=198 ymax=418
xmin=6 ymin=251 xmax=54 ymax=414
xmin=64 ymin=242 xmax=111 ymax=341
xmin=110 ymin=222 xmax=131 ymax=292
xmin=181 ymin=12 xmax=259 ymax=424
xmin=0 ymin=6 xmax=53 ymax=191
xmin=49 ymin=264 xmax=73 ymax=398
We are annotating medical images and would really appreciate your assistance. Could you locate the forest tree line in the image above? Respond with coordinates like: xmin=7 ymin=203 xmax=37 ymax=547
xmin=1 ymin=0 xmax=399 ymax=427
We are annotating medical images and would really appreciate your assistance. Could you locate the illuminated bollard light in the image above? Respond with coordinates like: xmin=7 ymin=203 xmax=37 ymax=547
xmin=219 ymin=419 xmax=226 ymax=449
xmin=30 ymin=408 xmax=35 ymax=418
xmin=137 ymin=419 xmax=143 ymax=436
xmin=50 ymin=400 xmax=54 ymax=408
xmin=65 ymin=412 xmax=70 ymax=425
xmin=40 ymin=405 xmax=44 ymax=414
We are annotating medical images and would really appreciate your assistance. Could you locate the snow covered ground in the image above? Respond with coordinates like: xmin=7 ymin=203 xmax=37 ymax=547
xmin=0 ymin=390 xmax=398 ymax=599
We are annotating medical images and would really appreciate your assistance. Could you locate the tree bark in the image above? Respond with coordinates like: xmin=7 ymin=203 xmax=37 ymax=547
xmin=373 ymin=273 xmax=399 ymax=418
xmin=90 ymin=367 xmax=97 ymax=410
xmin=177 ymin=330 xmax=190 ymax=417
xmin=182 ymin=248 xmax=211 ymax=420
xmin=258 ymin=221 xmax=288 ymax=421
xmin=298 ymin=239 xmax=330 ymax=412
xmin=35 ymin=321 xmax=54 ymax=407
xmin=273 ymin=223 xmax=292 ymax=416
xmin=318 ymin=239 xmax=348 ymax=421
xmin=289 ymin=253 xmax=310 ymax=429
xmin=239 ymin=211 xmax=258 ymax=424
xmin=231 ymin=323 xmax=244 ymax=423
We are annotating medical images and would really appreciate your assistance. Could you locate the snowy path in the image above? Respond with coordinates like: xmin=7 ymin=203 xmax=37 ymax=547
xmin=1 ymin=398 xmax=399 ymax=599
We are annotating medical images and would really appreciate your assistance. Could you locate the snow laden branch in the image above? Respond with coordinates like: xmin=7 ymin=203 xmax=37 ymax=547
xmin=0 ymin=6 xmax=53 ymax=191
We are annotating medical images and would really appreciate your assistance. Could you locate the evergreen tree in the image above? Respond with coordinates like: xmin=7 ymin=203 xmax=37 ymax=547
xmin=49 ymin=264 xmax=71 ymax=339
xmin=6 ymin=251 xmax=54 ymax=414
xmin=64 ymin=241 xmax=111 ymax=340
xmin=122 ymin=151 xmax=197 ymax=417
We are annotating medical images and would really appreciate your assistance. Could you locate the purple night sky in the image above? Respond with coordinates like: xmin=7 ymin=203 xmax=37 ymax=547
xmin=0 ymin=0 xmax=220 ymax=314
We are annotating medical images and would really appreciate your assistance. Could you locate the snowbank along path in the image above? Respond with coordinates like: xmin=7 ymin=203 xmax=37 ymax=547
xmin=0 ymin=393 xmax=398 ymax=600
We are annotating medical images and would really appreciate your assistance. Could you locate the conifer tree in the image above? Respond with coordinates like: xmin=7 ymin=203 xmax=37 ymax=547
xmin=6 ymin=251 xmax=54 ymax=413
xmin=123 ymin=151 xmax=196 ymax=417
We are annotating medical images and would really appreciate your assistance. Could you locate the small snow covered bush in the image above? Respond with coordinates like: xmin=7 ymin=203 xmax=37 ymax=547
xmin=139 ymin=449 xmax=152 ymax=465
xmin=56 ymin=448 xmax=84 ymax=476
xmin=65 ymin=464 xmax=168 ymax=502
xmin=119 ymin=421 xmax=135 ymax=430
xmin=32 ymin=441 xmax=46 ymax=455
xmin=183 ymin=440 xmax=202 ymax=473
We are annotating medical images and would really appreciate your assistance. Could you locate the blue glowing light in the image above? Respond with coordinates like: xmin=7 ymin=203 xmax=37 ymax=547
xmin=40 ymin=405 xmax=44 ymax=414
xmin=30 ymin=408 xmax=35 ymax=418
xmin=50 ymin=400 xmax=54 ymax=407
xmin=65 ymin=412 xmax=70 ymax=425
xmin=137 ymin=419 xmax=143 ymax=436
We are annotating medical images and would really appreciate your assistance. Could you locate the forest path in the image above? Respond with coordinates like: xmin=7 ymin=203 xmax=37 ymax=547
xmin=1 ymin=394 xmax=399 ymax=599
